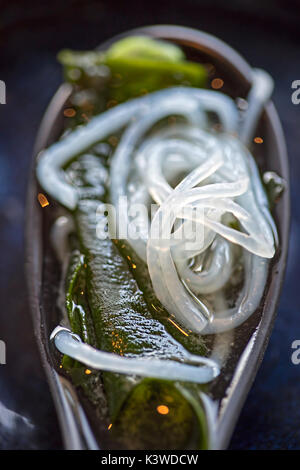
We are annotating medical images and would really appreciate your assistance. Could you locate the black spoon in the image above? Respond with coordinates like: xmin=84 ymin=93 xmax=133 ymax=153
xmin=26 ymin=25 xmax=290 ymax=450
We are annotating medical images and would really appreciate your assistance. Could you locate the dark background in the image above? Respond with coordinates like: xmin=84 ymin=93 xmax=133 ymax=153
xmin=0 ymin=0 xmax=299 ymax=450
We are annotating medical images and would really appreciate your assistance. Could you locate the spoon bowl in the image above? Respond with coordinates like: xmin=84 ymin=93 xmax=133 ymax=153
xmin=26 ymin=25 xmax=290 ymax=450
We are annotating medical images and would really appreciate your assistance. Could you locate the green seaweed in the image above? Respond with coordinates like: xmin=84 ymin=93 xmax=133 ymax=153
xmin=61 ymin=153 xmax=209 ymax=449
xmin=115 ymin=239 xmax=207 ymax=356
xmin=57 ymin=37 xmax=211 ymax=449
xmin=58 ymin=36 xmax=207 ymax=114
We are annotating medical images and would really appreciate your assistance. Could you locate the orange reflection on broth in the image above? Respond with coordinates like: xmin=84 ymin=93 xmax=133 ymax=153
xmin=37 ymin=193 xmax=49 ymax=208
xmin=157 ymin=405 xmax=169 ymax=415
xmin=167 ymin=317 xmax=189 ymax=337
xmin=63 ymin=107 xmax=76 ymax=118
xmin=211 ymin=78 xmax=224 ymax=89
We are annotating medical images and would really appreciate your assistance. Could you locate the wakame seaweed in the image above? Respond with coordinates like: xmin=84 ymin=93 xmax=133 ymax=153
xmin=58 ymin=35 xmax=207 ymax=118
xmin=63 ymin=151 xmax=209 ymax=449
xmin=58 ymin=37 xmax=212 ymax=449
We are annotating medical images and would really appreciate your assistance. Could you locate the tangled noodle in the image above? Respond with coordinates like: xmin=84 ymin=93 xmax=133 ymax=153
xmin=39 ymin=83 xmax=277 ymax=381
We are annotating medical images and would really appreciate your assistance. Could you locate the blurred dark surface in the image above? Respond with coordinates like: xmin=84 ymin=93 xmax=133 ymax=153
xmin=0 ymin=0 xmax=299 ymax=450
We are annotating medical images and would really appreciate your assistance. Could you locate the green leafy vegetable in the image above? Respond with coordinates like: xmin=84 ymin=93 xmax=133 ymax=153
xmin=57 ymin=36 xmax=207 ymax=110
xmin=62 ymin=152 xmax=209 ymax=449
xmin=58 ymin=36 xmax=210 ymax=449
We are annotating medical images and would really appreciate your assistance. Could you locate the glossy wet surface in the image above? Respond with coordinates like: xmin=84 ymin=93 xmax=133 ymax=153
xmin=0 ymin=1 xmax=299 ymax=449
